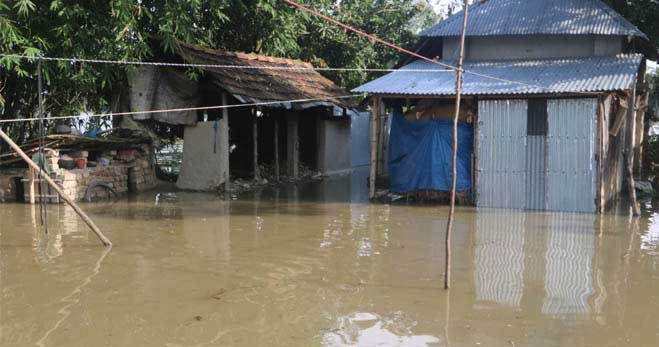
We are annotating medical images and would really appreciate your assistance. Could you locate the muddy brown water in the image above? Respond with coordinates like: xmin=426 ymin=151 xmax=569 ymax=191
xmin=1 ymin=173 xmax=659 ymax=346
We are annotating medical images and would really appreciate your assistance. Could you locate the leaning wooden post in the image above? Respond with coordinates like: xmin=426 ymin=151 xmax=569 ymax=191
xmin=445 ymin=0 xmax=469 ymax=290
xmin=29 ymin=168 xmax=36 ymax=204
xmin=369 ymin=96 xmax=381 ymax=199
xmin=0 ymin=129 xmax=112 ymax=246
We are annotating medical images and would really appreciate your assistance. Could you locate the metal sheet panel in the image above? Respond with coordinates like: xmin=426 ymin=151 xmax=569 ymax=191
xmin=546 ymin=99 xmax=598 ymax=212
xmin=477 ymin=100 xmax=528 ymax=209
xmin=352 ymin=55 xmax=642 ymax=96
xmin=350 ymin=111 xmax=371 ymax=167
xmin=420 ymin=0 xmax=647 ymax=39
xmin=525 ymin=136 xmax=546 ymax=210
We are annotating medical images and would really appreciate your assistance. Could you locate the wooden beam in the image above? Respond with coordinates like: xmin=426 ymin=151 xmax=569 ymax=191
xmin=625 ymin=88 xmax=640 ymax=216
xmin=634 ymin=93 xmax=648 ymax=175
xmin=274 ymin=116 xmax=280 ymax=182
xmin=596 ymin=96 xmax=604 ymax=213
xmin=369 ymin=96 xmax=380 ymax=199
xmin=610 ymin=98 xmax=627 ymax=137
xmin=286 ymin=114 xmax=299 ymax=179
xmin=0 ymin=129 xmax=112 ymax=246
xmin=253 ymin=109 xmax=260 ymax=181
xmin=221 ymin=93 xmax=230 ymax=190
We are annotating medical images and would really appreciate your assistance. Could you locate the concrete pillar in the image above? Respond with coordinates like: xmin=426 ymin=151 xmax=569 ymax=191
xmin=287 ymin=114 xmax=299 ymax=178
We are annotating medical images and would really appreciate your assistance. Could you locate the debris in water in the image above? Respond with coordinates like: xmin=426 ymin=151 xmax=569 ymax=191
xmin=211 ymin=289 xmax=226 ymax=300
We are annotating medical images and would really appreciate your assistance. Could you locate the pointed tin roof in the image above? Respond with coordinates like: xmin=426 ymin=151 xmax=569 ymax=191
xmin=420 ymin=0 xmax=648 ymax=40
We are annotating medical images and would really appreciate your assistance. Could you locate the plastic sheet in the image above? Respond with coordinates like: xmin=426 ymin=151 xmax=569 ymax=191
xmin=388 ymin=111 xmax=473 ymax=193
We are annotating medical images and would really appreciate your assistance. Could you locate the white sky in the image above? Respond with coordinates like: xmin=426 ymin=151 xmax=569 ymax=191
xmin=429 ymin=0 xmax=461 ymax=17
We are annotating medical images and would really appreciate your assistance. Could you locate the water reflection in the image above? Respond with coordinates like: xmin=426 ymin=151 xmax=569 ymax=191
xmin=542 ymin=214 xmax=594 ymax=317
xmin=1 ymin=180 xmax=659 ymax=346
xmin=475 ymin=210 xmax=526 ymax=307
xmin=322 ymin=312 xmax=441 ymax=347
xmin=474 ymin=210 xmax=597 ymax=319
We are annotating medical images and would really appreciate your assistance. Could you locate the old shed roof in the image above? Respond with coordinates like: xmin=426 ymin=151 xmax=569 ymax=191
xmin=352 ymin=54 xmax=642 ymax=96
xmin=175 ymin=43 xmax=356 ymax=113
xmin=420 ymin=0 xmax=648 ymax=40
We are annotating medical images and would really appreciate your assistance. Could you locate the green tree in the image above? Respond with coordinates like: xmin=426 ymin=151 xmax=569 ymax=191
xmin=0 ymin=0 xmax=437 ymax=149
xmin=604 ymin=0 xmax=659 ymax=51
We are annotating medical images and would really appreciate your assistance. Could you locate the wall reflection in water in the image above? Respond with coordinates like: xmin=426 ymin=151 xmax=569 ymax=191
xmin=475 ymin=210 xmax=596 ymax=318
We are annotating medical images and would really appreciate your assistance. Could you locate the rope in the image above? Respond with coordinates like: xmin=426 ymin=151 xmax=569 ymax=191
xmin=0 ymin=53 xmax=451 ymax=73
xmin=0 ymin=95 xmax=362 ymax=124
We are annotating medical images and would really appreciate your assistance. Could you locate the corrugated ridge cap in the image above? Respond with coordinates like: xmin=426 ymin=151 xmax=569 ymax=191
xmin=419 ymin=0 xmax=648 ymax=40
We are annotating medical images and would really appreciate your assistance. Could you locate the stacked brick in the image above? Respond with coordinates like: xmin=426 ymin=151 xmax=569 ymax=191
xmin=0 ymin=145 xmax=158 ymax=203
xmin=59 ymin=155 xmax=157 ymax=202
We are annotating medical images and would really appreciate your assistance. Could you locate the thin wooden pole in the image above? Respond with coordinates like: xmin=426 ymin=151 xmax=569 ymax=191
xmin=596 ymin=96 xmax=604 ymax=213
xmin=625 ymin=87 xmax=640 ymax=216
xmin=253 ymin=108 xmax=261 ymax=181
xmin=445 ymin=0 xmax=469 ymax=290
xmin=274 ymin=116 xmax=280 ymax=182
xmin=369 ymin=96 xmax=380 ymax=199
xmin=221 ymin=93 xmax=230 ymax=191
xmin=0 ymin=129 xmax=112 ymax=246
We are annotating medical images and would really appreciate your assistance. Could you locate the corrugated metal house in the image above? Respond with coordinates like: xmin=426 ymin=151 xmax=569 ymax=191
xmin=117 ymin=43 xmax=357 ymax=191
xmin=354 ymin=0 xmax=658 ymax=212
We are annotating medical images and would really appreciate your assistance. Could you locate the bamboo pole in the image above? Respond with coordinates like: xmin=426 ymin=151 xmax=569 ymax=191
xmin=274 ymin=116 xmax=280 ymax=182
xmin=625 ymin=87 xmax=640 ymax=217
xmin=369 ymin=96 xmax=380 ymax=199
xmin=0 ymin=128 xmax=112 ymax=246
xmin=221 ymin=93 xmax=230 ymax=191
xmin=253 ymin=109 xmax=261 ymax=181
xmin=445 ymin=0 xmax=469 ymax=290
xmin=596 ymin=96 xmax=604 ymax=213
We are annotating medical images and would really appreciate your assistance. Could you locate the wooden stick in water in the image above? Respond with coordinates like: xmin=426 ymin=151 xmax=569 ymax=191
xmin=0 ymin=128 xmax=112 ymax=246
xmin=445 ymin=0 xmax=470 ymax=290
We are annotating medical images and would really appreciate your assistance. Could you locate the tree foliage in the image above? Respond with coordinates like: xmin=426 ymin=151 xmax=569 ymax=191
xmin=604 ymin=0 xmax=659 ymax=51
xmin=0 ymin=0 xmax=437 ymax=147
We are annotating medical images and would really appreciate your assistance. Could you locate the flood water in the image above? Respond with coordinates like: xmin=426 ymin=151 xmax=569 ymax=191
xmin=1 ymin=171 xmax=659 ymax=346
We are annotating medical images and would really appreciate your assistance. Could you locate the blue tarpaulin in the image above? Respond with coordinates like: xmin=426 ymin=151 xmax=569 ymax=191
xmin=388 ymin=111 xmax=473 ymax=193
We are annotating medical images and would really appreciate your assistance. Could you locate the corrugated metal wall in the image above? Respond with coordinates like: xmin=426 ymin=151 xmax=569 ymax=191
xmin=477 ymin=98 xmax=598 ymax=212
xmin=477 ymin=100 xmax=528 ymax=209
xmin=546 ymin=99 xmax=598 ymax=212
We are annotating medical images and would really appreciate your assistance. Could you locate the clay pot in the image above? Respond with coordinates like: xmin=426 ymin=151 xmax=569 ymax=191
xmin=75 ymin=159 xmax=86 ymax=169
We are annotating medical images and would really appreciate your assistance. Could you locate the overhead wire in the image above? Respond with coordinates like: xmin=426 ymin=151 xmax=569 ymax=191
xmin=0 ymin=95 xmax=363 ymax=124
xmin=1 ymin=2 xmax=603 ymax=97
xmin=0 ymin=53 xmax=451 ymax=73
xmin=0 ymin=0 xmax=612 ymax=128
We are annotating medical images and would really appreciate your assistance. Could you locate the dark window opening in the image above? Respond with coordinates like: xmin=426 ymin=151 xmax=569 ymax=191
xmin=527 ymin=99 xmax=548 ymax=136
